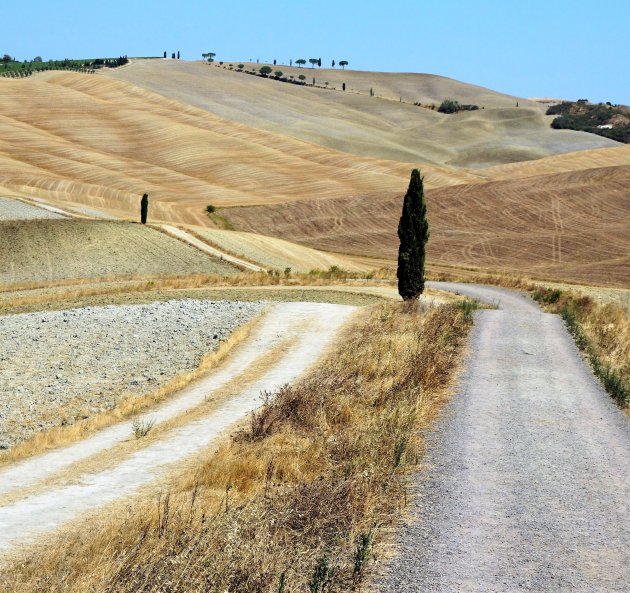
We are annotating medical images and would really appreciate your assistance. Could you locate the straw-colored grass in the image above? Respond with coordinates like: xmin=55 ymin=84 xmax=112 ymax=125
xmin=0 ymin=300 xmax=472 ymax=592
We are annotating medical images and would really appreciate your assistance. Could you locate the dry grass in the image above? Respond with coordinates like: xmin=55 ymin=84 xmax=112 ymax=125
xmin=0 ymin=269 xmax=391 ymax=314
xmin=531 ymin=287 xmax=630 ymax=411
xmin=0 ymin=314 xmax=263 ymax=467
xmin=0 ymin=300 xmax=472 ymax=592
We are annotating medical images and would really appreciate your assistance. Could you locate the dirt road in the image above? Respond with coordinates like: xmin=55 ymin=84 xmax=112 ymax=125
xmin=382 ymin=283 xmax=630 ymax=592
xmin=0 ymin=302 xmax=355 ymax=553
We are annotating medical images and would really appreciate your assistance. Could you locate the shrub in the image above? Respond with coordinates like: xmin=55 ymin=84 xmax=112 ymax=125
xmin=438 ymin=99 xmax=460 ymax=114
xmin=205 ymin=204 xmax=216 ymax=214
xmin=259 ymin=65 xmax=273 ymax=76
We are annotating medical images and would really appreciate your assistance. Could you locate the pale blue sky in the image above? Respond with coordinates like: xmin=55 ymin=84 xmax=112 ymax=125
xmin=6 ymin=0 xmax=629 ymax=104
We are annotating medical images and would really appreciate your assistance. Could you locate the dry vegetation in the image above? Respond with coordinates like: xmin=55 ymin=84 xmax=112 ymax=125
xmin=1 ymin=300 xmax=473 ymax=592
xmin=531 ymin=287 xmax=630 ymax=411
xmin=225 ymin=163 xmax=630 ymax=287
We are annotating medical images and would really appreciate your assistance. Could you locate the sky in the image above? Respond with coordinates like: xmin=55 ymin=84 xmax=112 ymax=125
xmin=5 ymin=0 xmax=629 ymax=104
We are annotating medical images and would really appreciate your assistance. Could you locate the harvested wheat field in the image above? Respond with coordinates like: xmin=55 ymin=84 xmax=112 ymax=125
xmin=0 ymin=61 xmax=627 ymax=286
xmin=108 ymin=60 xmax=616 ymax=167
xmin=0 ymin=220 xmax=238 ymax=286
xmin=188 ymin=227 xmax=363 ymax=272
xmin=224 ymin=163 xmax=630 ymax=287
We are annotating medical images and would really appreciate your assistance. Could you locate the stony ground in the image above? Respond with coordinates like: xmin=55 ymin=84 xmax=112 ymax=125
xmin=381 ymin=283 xmax=630 ymax=593
xmin=0 ymin=198 xmax=66 ymax=221
xmin=0 ymin=299 xmax=265 ymax=449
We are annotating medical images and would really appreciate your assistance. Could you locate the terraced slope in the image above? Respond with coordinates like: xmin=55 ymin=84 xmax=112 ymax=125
xmin=224 ymin=164 xmax=630 ymax=287
xmin=108 ymin=60 xmax=617 ymax=167
xmin=0 ymin=220 xmax=238 ymax=286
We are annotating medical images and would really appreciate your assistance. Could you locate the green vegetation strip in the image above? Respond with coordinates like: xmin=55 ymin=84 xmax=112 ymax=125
xmin=533 ymin=287 xmax=629 ymax=407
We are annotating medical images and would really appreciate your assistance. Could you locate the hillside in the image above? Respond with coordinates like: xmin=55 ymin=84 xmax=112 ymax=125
xmin=0 ymin=61 xmax=627 ymax=286
xmin=0 ymin=71 xmax=479 ymax=225
xmin=0 ymin=219 xmax=238 ymax=286
xmin=223 ymin=164 xmax=630 ymax=287
xmin=108 ymin=60 xmax=617 ymax=167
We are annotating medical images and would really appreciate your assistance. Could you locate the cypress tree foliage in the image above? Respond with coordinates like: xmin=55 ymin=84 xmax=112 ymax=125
xmin=397 ymin=169 xmax=429 ymax=300
xmin=140 ymin=193 xmax=149 ymax=224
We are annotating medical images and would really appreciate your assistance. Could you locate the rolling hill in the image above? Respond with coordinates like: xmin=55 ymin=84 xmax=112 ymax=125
xmin=108 ymin=60 xmax=617 ymax=167
xmin=0 ymin=59 xmax=627 ymax=286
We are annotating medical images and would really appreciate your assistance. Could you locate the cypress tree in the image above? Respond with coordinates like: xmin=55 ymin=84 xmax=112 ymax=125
xmin=140 ymin=193 xmax=149 ymax=224
xmin=397 ymin=169 xmax=429 ymax=300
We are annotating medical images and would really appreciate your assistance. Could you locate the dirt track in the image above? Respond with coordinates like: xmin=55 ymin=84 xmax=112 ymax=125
xmin=381 ymin=283 xmax=630 ymax=592
xmin=0 ymin=302 xmax=355 ymax=553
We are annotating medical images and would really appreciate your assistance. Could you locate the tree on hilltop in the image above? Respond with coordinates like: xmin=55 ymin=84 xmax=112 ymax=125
xmin=202 ymin=52 xmax=216 ymax=62
xmin=260 ymin=65 xmax=273 ymax=76
xmin=397 ymin=169 xmax=429 ymax=300
xmin=339 ymin=60 xmax=348 ymax=69
xmin=309 ymin=58 xmax=318 ymax=68
xmin=296 ymin=58 xmax=306 ymax=67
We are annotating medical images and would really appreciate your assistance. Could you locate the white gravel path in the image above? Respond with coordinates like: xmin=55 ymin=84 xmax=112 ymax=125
xmin=0 ymin=302 xmax=355 ymax=552
xmin=161 ymin=225 xmax=265 ymax=272
xmin=381 ymin=282 xmax=630 ymax=593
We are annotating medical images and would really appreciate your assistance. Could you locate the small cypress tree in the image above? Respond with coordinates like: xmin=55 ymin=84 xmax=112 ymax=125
xmin=397 ymin=169 xmax=429 ymax=300
xmin=140 ymin=193 xmax=149 ymax=224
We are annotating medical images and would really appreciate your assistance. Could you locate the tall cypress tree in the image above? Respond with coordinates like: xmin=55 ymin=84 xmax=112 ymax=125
xmin=140 ymin=193 xmax=149 ymax=224
xmin=397 ymin=169 xmax=429 ymax=300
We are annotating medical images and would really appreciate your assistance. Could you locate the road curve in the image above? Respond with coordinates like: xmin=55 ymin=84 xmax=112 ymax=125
xmin=382 ymin=282 xmax=630 ymax=593
xmin=0 ymin=302 xmax=355 ymax=553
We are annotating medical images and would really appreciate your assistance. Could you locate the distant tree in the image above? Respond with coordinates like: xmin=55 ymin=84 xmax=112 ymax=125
xmin=140 ymin=193 xmax=149 ymax=225
xmin=177 ymin=51 xmax=180 ymax=59
xmin=318 ymin=57 xmax=321 ymax=67
xmin=273 ymin=59 xmax=276 ymax=65
xmin=298 ymin=74 xmax=306 ymax=81
xmin=397 ymin=169 xmax=429 ymax=300
xmin=313 ymin=76 xmax=315 ymax=84
xmin=339 ymin=60 xmax=348 ymax=69
xmin=309 ymin=58 xmax=318 ymax=68
xmin=438 ymin=99 xmax=460 ymax=114
xmin=342 ymin=82 xmax=346 ymax=91
xmin=33 ymin=56 xmax=42 ymax=62
xmin=205 ymin=204 xmax=216 ymax=214
xmin=332 ymin=59 xmax=335 ymax=68
xmin=163 ymin=51 xmax=167 ymax=58
xmin=171 ymin=53 xmax=176 ymax=59
xmin=260 ymin=65 xmax=273 ymax=76
xmin=2 ymin=55 xmax=12 ymax=63
xmin=237 ymin=64 xmax=244 ymax=70
xmin=202 ymin=52 xmax=216 ymax=62
xmin=296 ymin=59 xmax=306 ymax=67
xmin=290 ymin=59 xmax=293 ymax=66
xmin=274 ymin=71 xmax=283 ymax=77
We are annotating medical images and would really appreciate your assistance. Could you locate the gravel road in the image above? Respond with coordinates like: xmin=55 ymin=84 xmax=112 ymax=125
xmin=381 ymin=282 xmax=630 ymax=593
xmin=0 ymin=300 xmax=264 ymax=449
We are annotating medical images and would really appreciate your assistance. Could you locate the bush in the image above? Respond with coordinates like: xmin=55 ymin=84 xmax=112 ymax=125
xmin=205 ymin=204 xmax=216 ymax=214
xmin=259 ymin=66 xmax=272 ymax=76
xmin=438 ymin=99 xmax=460 ymax=114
